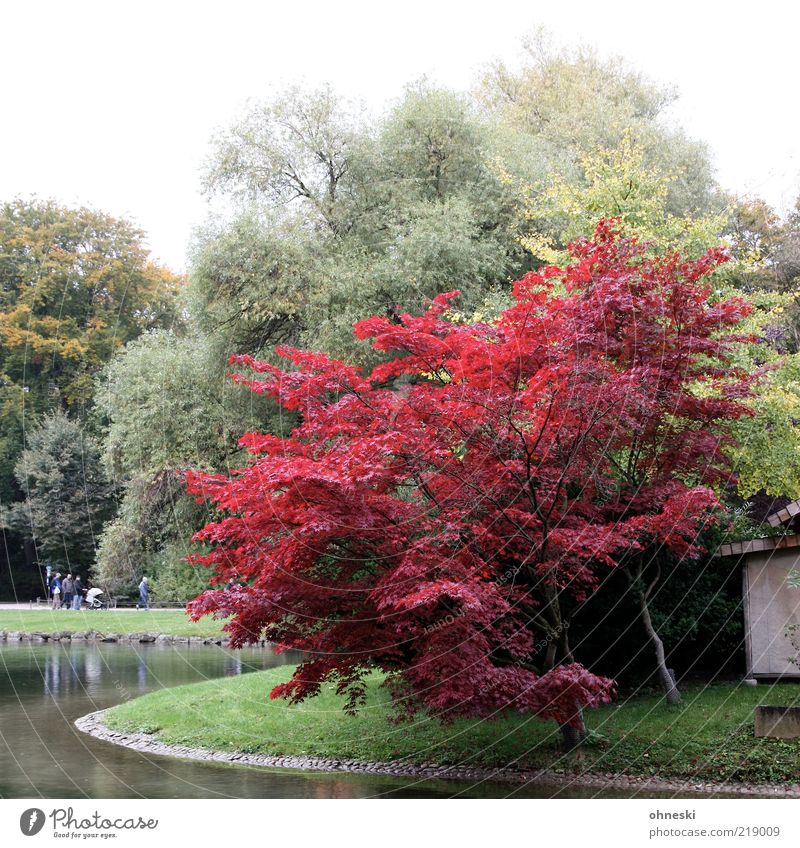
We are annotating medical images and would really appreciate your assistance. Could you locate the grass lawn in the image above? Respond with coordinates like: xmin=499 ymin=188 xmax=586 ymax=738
xmin=105 ymin=667 xmax=800 ymax=783
xmin=0 ymin=609 xmax=225 ymax=638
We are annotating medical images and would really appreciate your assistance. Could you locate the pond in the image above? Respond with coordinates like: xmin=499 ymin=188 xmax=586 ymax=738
xmin=0 ymin=641 xmax=716 ymax=799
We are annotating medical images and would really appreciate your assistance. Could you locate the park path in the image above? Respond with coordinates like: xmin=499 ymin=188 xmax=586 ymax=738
xmin=0 ymin=602 xmax=141 ymax=611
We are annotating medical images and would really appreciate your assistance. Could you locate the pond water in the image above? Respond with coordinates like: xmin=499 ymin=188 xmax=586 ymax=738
xmin=0 ymin=641 xmax=718 ymax=799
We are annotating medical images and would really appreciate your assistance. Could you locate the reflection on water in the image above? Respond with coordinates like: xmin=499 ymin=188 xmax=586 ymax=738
xmin=0 ymin=642 xmax=722 ymax=799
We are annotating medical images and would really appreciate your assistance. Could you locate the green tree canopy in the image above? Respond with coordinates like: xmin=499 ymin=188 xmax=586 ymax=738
xmin=0 ymin=199 xmax=184 ymax=594
xmin=479 ymin=33 xmax=718 ymax=218
xmin=195 ymin=82 xmax=528 ymax=364
xmin=96 ymin=329 xmax=282 ymax=479
xmin=1 ymin=198 xmax=183 ymax=417
xmin=92 ymin=329 xmax=286 ymax=593
xmin=11 ymin=410 xmax=113 ymax=569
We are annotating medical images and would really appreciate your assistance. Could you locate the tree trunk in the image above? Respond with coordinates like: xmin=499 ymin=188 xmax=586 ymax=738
xmin=639 ymin=591 xmax=681 ymax=705
xmin=558 ymin=619 xmax=574 ymax=664
xmin=538 ymin=574 xmax=585 ymax=747
xmin=23 ymin=537 xmax=37 ymax=569
xmin=559 ymin=706 xmax=586 ymax=751
xmin=541 ymin=579 xmax=563 ymax=672
xmin=544 ymin=638 xmax=558 ymax=672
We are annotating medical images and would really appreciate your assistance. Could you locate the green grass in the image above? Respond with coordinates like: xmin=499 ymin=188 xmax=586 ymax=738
xmin=104 ymin=668 xmax=800 ymax=783
xmin=0 ymin=609 xmax=225 ymax=637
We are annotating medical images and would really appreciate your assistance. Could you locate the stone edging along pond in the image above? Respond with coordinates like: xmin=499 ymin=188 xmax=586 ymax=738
xmin=74 ymin=709 xmax=800 ymax=797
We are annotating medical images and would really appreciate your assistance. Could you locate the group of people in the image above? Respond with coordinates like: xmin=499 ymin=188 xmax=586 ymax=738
xmin=49 ymin=573 xmax=150 ymax=610
xmin=49 ymin=573 xmax=85 ymax=610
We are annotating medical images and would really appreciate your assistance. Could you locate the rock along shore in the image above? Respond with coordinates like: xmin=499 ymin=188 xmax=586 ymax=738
xmin=74 ymin=709 xmax=800 ymax=798
xmin=0 ymin=630 xmax=235 ymax=645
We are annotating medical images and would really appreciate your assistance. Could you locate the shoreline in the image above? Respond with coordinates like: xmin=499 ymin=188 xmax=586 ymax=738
xmin=74 ymin=709 xmax=800 ymax=798
xmin=0 ymin=630 xmax=236 ymax=645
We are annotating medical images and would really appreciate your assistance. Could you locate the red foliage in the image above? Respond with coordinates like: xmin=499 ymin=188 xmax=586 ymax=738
xmin=186 ymin=221 xmax=754 ymax=728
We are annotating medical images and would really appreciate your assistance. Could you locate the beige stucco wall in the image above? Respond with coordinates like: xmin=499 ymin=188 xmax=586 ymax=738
xmin=745 ymin=549 xmax=800 ymax=677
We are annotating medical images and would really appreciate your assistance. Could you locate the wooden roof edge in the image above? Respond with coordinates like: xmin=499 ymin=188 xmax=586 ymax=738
xmin=717 ymin=533 xmax=800 ymax=558
xmin=766 ymin=498 xmax=800 ymax=527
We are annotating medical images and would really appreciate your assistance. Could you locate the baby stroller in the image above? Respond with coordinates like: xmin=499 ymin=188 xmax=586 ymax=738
xmin=85 ymin=587 xmax=107 ymax=610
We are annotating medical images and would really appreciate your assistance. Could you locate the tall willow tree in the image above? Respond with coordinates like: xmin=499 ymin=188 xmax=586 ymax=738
xmin=195 ymin=82 xmax=526 ymax=364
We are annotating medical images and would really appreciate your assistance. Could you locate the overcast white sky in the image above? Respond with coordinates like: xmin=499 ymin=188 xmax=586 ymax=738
xmin=2 ymin=0 xmax=799 ymax=271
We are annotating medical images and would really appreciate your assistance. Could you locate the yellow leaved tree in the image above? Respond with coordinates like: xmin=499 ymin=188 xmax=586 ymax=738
xmin=501 ymin=132 xmax=800 ymax=501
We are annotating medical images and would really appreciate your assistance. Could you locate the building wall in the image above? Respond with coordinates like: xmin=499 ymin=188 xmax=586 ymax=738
xmin=745 ymin=549 xmax=800 ymax=677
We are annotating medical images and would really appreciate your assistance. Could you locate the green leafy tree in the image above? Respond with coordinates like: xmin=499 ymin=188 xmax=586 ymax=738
xmin=96 ymin=331 xmax=257 ymax=479
xmin=93 ymin=330 xmax=283 ymax=595
xmin=479 ymin=32 xmax=718 ymax=218
xmin=197 ymin=83 xmax=526 ymax=364
xmin=11 ymin=411 xmax=113 ymax=569
xmin=205 ymin=84 xmax=358 ymax=235
xmin=0 ymin=198 xmax=182 ymax=418
xmin=187 ymin=213 xmax=314 ymax=361
xmin=0 ymin=199 xmax=183 ymax=580
xmin=511 ymin=129 xmax=724 ymax=263
xmin=711 ymin=199 xmax=800 ymax=499
xmin=95 ymin=474 xmax=209 ymax=597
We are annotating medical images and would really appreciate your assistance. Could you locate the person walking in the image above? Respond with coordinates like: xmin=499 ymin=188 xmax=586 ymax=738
xmin=51 ymin=573 xmax=62 ymax=609
xmin=61 ymin=574 xmax=74 ymax=610
xmin=72 ymin=575 xmax=83 ymax=610
xmin=137 ymin=576 xmax=149 ymax=610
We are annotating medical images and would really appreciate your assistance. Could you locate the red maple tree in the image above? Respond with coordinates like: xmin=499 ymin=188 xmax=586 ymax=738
xmin=186 ymin=221 xmax=754 ymax=742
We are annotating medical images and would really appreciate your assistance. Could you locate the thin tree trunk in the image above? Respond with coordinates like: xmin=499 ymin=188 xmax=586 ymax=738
xmin=23 ymin=537 xmax=37 ymax=569
xmin=558 ymin=618 xmax=574 ymax=664
xmin=544 ymin=638 xmax=558 ymax=672
xmin=553 ymin=616 xmax=585 ymax=749
xmin=542 ymin=579 xmax=562 ymax=672
xmin=559 ymin=706 xmax=586 ymax=751
xmin=539 ymin=575 xmax=586 ymax=748
xmin=639 ymin=590 xmax=681 ymax=705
